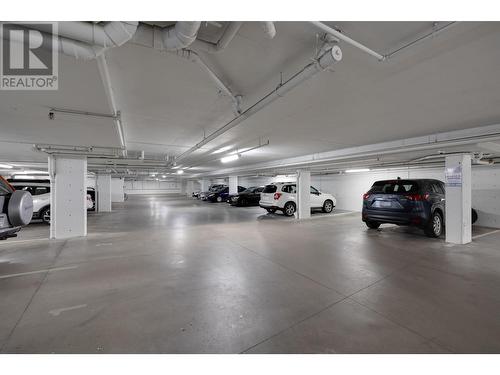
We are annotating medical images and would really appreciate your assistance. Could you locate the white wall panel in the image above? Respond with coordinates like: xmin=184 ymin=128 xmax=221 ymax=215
xmin=124 ymin=179 xmax=181 ymax=195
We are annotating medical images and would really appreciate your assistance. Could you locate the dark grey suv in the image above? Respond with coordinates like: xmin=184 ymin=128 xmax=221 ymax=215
xmin=362 ymin=178 xmax=478 ymax=238
xmin=0 ymin=176 xmax=33 ymax=240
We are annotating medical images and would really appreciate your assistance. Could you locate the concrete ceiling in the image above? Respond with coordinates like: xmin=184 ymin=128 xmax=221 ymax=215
xmin=1 ymin=21 xmax=500 ymax=175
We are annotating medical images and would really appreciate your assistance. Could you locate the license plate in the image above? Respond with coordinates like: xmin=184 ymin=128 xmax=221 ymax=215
xmin=380 ymin=201 xmax=392 ymax=207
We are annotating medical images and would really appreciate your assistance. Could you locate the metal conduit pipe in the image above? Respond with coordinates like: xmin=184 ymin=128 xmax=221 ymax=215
xmin=162 ymin=21 xmax=201 ymax=50
xmin=310 ymin=21 xmax=385 ymax=61
xmin=175 ymin=49 xmax=242 ymax=113
xmin=190 ymin=22 xmax=243 ymax=53
xmin=174 ymin=45 xmax=343 ymax=164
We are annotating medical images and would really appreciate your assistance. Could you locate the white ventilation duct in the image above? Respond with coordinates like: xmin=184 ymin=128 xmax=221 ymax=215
xmin=131 ymin=22 xmax=201 ymax=51
xmin=261 ymin=22 xmax=276 ymax=39
xmin=1 ymin=22 xmax=139 ymax=60
xmin=174 ymin=45 xmax=343 ymax=164
xmin=190 ymin=22 xmax=243 ymax=53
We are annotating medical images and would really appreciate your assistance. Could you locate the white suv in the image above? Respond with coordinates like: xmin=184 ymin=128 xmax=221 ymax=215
xmin=259 ymin=182 xmax=336 ymax=216
xmin=9 ymin=179 xmax=95 ymax=225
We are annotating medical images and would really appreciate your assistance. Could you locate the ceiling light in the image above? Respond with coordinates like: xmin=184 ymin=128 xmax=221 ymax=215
xmin=16 ymin=170 xmax=49 ymax=175
xmin=0 ymin=163 xmax=13 ymax=169
xmin=162 ymin=175 xmax=166 ymax=178
xmin=172 ymin=165 xmax=181 ymax=169
xmin=345 ymin=168 xmax=370 ymax=173
xmin=212 ymin=146 xmax=232 ymax=154
xmin=177 ymin=170 xmax=184 ymax=175
xmin=221 ymin=154 xmax=240 ymax=163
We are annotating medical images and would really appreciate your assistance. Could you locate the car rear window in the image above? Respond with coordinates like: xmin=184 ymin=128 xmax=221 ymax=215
xmin=262 ymin=185 xmax=277 ymax=193
xmin=370 ymin=180 xmax=419 ymax=194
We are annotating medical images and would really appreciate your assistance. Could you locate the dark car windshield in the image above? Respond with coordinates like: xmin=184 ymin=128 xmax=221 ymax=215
xmin=262 ymin=185 xmax=277 ymax=193
xmin=0 ymin=177 xmax=14 ymax=195
xmin=370 ymin=180 xmax=419 ymax=194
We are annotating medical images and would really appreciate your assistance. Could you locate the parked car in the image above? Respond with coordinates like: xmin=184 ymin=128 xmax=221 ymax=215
xmin=0 ymin=176 xmax=33 ymax=239
xmin=207 ymin=185 xmax=246 ymax=203
xmin=192 ymin=191 xmax=201 ymax=198
xmin=199 ymin=184 xmax=227 ymax=200
xmin=9 ymin=179 xmax=96 ymax=225
xmin=361 ymin=178 xmax=478 ymax=238
xmin=229 ymin=186 xmax=264 ymax=206
xmin=259 ymin=182 xmax=336 ymax=216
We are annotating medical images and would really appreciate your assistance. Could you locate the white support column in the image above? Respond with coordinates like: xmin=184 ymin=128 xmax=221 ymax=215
xmin=296 ymin=169 xmax=311 ymax=219
xmin=96 ymin=174 xmax=112 ymax=212
xmin=111 ymin=177 xmax=124 ymax=203
xmin=49 ymin=155 xmax=87 ymax=239
xmin=186 ymin=180 xmax=194 ymax=197
xmin=445 ymin=154 xmax=472 ymax=244
xmin=201 ymin=179 xmax=209 ymax=192
xmin=229 ymin=175 xmax=238 ymax=195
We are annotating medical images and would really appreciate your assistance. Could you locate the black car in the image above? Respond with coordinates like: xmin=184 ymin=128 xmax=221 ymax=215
xmin=228 ymin=186 xmax=264 ymax=206
xmin=362 ymin=178 xmax=477 ymax=238
xmin=207 ymin=185 xmax=246 ymax=203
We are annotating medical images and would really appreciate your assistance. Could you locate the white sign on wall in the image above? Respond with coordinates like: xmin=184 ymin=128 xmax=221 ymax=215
xmin=445 ymin=165 xmax=462 ymax=187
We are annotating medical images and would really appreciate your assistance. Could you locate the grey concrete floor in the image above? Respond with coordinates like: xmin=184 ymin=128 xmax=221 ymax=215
xmin=1 ymin=195 xmax=499 ymax=354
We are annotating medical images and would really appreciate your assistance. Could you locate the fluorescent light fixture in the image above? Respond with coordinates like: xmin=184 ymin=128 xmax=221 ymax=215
xmin=177 ymin=170 xmax=184 ymax=175
xmin=0 ymin=163 xmax=13 ymax=169
xmin=345 ymin=168 xmax=370 ymax=173
xmin=162 ymin=175 xmax=166 ymax=178
xmin=16 ymin=170 xmax=49 ymax=175
xmin=212 ymin=146 xmax=232 ymax=154
xmin=172 ymin=165 xmax=181 ymax=169
xmin=221 ymin=154 xmax=240 ymax=163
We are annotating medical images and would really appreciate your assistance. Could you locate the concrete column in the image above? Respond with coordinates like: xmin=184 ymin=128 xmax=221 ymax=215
xmin=186 ymin=180 xmax=194 ymax=197
xmin=48 ymin=155 xmax=87 ymax=239
xmin=229 ymin=175 xmax=238 ymax=195
xmin=201 ymin=179 xmax=209 ymax=192
xmin=111 ymin=177 xmax=124 ymax=203
xmin=445 ymin=154 xmax=472 ymax=244
xmin=96 ymin=174 xmax=112 ymax=212
xmin=296 ymin=169 xmax=311 ymax=219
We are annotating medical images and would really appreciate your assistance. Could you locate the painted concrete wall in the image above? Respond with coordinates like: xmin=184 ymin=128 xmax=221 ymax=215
xmin=312 ymin=165 xmax=500 ymax=228
xmin=124 ymin=180 xmax=181 ymax=195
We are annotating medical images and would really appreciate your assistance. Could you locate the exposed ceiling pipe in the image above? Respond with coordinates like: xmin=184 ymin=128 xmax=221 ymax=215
xmin=190 ymin=22 xmax=243 ymax=53
xmin=2 ymin=22 xmax=138 ymax=60
xmin=175 ymin=49 xmax=242 ymax=114
xmin=131 ymin=22 xmax=201 ymax=51
xmin=162 ymin=21 xmax=201 ymax=50
xmin=310 ymin=22 xmax=385 ymax=61
xmin=97 ymin=53 xmax=128 ymax=156
xmin=18 ymin=21 xmax=139 ymax=48
xmin=174 ymin=45 xmax=343 ymax=164
xmin=261 ymin=22 xmax=276 ymax=39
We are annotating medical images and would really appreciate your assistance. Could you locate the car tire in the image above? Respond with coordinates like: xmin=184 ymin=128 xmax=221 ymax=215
xmin=283 ymin=202 xmax=296 ymax=217
xmin=322 ymin=199 xmax=334 ymax=213
xmin=472 ymin=208 xmax=478 ymax=224
xmin=266 ymin=208 xmax=276 ymax=213
xmin=40 ymin=206 xmax=51 ymax=225
xmin=425 ymin=210 xmax=443 ymax=238
xmin=365 ymin=221 xmax=380 ymax=229
xmin=216 ymin=196 xmax=222 ymax=203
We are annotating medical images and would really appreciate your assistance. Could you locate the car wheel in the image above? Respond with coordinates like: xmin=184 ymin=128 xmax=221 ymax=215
xmin=365 ymin=221 xmax=380 ymax=229
xmin=472 ymin=208 xmax=478 ymax=224
xmin=425 ymin=211 xmax=443 ymax=238
xmin=216 ymin=196 xmax=222 ymax=202
xmin=283 ymin=202 xmax=296 ymax=217
xmin=40 ymin=207 xmax=51 ymax=225
xmin=322 ymin=199 xmax=334 ymax=213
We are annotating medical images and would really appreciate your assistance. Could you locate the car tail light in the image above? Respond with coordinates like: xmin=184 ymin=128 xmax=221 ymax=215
xmin=405 ymin=193 xmax=430 ymax=201
xmin=274 ymin=192 xmax=282 ymax=200
xmin=362 ymin=193 xmax=370 ymax=200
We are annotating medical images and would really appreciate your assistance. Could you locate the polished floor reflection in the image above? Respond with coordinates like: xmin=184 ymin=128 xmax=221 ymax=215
xmin=1 ymin=195 xmax=499 ymax=353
